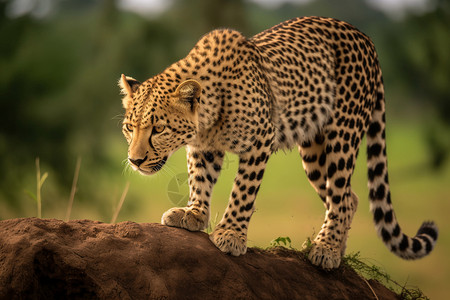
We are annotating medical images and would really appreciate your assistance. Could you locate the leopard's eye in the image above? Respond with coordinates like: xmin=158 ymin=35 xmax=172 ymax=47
xmin=124 ymin=123 xmax=134 ymax=132
xmin=154 ymin=125 xmax=165 ymax=134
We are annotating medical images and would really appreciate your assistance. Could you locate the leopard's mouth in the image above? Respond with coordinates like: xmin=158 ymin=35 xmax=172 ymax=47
xmin=137 ymin=156 xmax=168 ymax=175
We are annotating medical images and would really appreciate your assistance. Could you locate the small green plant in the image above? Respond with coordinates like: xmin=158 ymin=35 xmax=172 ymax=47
xmin=301 ymin=236 xmax=313 ymax=253
xmin=270 ymin=236 xmax=293 ymax=249
xmin=299 ymin=230 xmax=316 ymax=255
xmin=25 ymin=158 xmax=48 ymax=218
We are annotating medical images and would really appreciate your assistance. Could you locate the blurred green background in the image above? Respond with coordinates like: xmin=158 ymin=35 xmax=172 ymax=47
xmin=1 ymin=0 xmax=449 ymax=298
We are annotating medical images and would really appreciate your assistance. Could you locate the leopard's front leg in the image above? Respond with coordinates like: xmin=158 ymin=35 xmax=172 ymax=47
xmin=161 ymin=147 xmax=224 ymax=231
xmin=210 ymin=151 xmax=270 ymax=256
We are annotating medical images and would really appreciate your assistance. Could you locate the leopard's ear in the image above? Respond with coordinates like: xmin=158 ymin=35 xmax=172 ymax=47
xmin=173 ymin=79 xmax=202 ymax=113
xmin=119 ymin=74 xmax=141 ymax=109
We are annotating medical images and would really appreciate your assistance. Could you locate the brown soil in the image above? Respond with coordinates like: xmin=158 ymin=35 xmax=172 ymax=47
xmin=0 ymin=218 xmax=400 ymax=299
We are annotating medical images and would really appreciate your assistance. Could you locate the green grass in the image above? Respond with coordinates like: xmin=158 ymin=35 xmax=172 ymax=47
xmin=342 ymin=252 xmax=429 ymax=300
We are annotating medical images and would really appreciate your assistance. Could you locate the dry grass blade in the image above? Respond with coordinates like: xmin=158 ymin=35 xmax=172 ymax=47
xmin=362 ymin=277 xmax=379 ymax=300
xmin=111 ymin=182 xmax=130 ymax=224
xmin=35 ymin=158 xmax=48 ymax=219
xmin=65 ymin=157 xmax=82 ymax=222
xmin=36 ymin=158 xmax=41 ymax=218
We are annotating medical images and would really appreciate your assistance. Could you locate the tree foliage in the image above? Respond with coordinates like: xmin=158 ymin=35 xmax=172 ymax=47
xmin=0 ymin=0 xmax=448 ymax=212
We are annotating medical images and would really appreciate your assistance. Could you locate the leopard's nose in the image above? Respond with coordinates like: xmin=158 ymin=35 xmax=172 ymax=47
xmin=129 ymin=156 xmax=146 ymax=167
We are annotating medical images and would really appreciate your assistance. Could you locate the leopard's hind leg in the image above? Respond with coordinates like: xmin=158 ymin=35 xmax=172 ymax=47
xmin=298 ymin=134 xmax=328 ymax=204
xmin=299 ymin=132 xmax=359 ymax=269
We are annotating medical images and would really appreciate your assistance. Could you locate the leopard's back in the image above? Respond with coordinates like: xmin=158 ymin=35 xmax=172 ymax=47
xmin=251 ymin=17 xmax=378 ymax=150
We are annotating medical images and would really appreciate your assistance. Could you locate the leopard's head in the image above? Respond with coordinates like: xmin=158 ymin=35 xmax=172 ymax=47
xmin=119 ymin=74 xmax=201 ymax=175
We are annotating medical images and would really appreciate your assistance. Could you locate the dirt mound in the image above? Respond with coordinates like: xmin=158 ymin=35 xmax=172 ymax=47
xmin=0 ymin=218 xmax=399 ymax=299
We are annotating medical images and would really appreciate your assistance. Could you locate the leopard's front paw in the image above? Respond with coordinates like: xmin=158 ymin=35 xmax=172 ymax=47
xmin=209 ymin=227 xmax=247 ymax=256
xmin=308 ymin=242 xmax=341 ymax=269
xmin=161 ymin=207 xmax=208 ymax=231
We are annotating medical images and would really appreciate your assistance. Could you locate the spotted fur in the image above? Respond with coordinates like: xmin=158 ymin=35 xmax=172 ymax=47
xmin=119 ymin=17 xmax=438 ymax=269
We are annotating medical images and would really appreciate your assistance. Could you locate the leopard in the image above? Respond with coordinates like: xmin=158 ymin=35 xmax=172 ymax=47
xmin=118 ymin=17 xmax=438 ymax=269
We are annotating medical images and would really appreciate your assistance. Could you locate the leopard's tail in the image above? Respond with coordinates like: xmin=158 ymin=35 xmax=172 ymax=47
xmin=366 ymin=69 xmax=438 ymax=260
